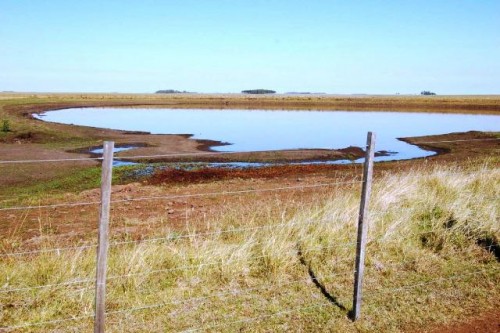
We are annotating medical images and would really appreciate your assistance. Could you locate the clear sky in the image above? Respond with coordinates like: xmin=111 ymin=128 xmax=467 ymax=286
xmin=1 ymin=0 xmax=499 ymax=94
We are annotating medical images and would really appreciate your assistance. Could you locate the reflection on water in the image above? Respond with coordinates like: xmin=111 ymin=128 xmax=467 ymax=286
xmin=89 ymin=145 xmax=138 ymax=166
xmin=36 ymin=108 xmax=500 ymax=162
xmin=89 ymin=146 xmax=136 ymax=154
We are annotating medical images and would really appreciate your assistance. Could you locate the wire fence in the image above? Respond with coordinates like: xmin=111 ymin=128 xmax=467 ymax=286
xmin=5 ymin=213 xmax=492 ymax=296
xmin=0 ymin=180 xmax=361 ymax=212
xmin=1 ymin=137 xmax=499 ymax=331
xmin=2 ymin=266 xmax=498 ymax=332
xmin=0 ymin=241 xmax=359 ymax=294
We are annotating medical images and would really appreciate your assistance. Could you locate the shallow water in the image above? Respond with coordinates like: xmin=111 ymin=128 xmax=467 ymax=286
xmin=36 ymin=108 xmax=500 ymax=162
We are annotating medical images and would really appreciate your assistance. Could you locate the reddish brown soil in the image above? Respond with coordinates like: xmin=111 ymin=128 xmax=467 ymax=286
xmin=148 ymin=164 xmax=361 ymax=184
xmin=1 ymin=131 xmax=498 ymax=243
xmin=426 ymin=310 xmax=500 ymax=333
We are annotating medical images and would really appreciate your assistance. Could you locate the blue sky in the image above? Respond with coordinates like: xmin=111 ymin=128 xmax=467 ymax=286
xmin=1 ymin=0 xmax=499 ymax=94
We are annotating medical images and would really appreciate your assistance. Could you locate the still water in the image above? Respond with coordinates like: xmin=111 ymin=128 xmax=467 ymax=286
xmin=35 ymin=108 xmax=500 ymax=161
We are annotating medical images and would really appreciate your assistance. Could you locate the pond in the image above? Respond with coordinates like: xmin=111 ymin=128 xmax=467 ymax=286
xmin=35 ymin=108 xmax=500 ymax=162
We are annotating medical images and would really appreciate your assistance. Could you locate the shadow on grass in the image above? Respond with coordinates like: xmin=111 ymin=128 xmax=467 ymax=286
xmin=297 ymin=248 xmax=348 ymax=313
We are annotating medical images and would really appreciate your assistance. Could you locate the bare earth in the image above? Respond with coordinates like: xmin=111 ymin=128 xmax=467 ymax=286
xmin=426 ymin=310 xmax=500 ymax=333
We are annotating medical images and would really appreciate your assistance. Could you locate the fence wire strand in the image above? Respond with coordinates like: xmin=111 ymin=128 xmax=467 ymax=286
xmin=1 ymin=313 xmax=94 ymax=331
xmin=1 ymin=136 xmax=499 ymax=330
xmin=2 ymin=260 xmax=498 ymax=330
xmin=0 ymin=271 xmax=350 ymax=331
xmin=0 ymin=180 xmax=361 ymax=212
xmin=107 ymin=271 xmax=352 ymax=317
xmin=0 ymin=242 xmax=356 ymax=294
xmin=0 ymin=136 xmax=498 ymax=165
xmin=0 ymin=244 xmax=97 ymax=257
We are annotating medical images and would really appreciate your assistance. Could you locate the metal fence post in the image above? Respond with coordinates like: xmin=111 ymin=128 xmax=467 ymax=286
xmin=94 ymin=141 xmax=114 ymax=333
xmin=352 ymin=132 xmax=375 ymax=321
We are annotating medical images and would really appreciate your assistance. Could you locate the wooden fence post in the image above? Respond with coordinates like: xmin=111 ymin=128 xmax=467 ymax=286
xmin=352 ymin=132 xmax=375 ymax=321
xmin=94 ymin=141 xmax=114 ymax=333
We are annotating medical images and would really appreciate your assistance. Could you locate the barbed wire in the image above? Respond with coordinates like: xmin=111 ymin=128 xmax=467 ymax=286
xmin=0 ymin=215 xmax=336 ymax=257
xmin=1 ymin=137 xmax=498 ymax=165
xmin=2 ymin=265 xmax=497 ymax=330
xmin=0 ymin=200 xmax=101 ymax=211
xmin=0 ymin=147 xmax=336 ymax=165
xmin=110 ymin=180 xmax=361 ymax=204
xmin=0 ymin=151 xmax=229 ymax=165
xmin=1 ymin=313 xmax=94 ymax=331
xmin=0 ymin=157 xmax=103 ymax=165
xmin=0 ymin=271 xmax=350 ymax=331
xmin=0 ymin=244 xmax=97 ymax=257
xmin=183 ymin=266 xmax=500 ymax=332
xmin=0 ymin=242 xmax=356 ymax=294
xmin=0 ymin=276 xmax=95 ymax=294
xmin=0 ymin=212 xmax=358 ymax=257
xmin=104 ymin=242 xmax=356 ymax=282
xmin=0 ymin=180 xmax=361 ymax=212
xmin=107 ymin=219 xmax=353 ymax=248
xmin=0 ymin=162 xmax=496 ymax=213
xmin=106 ymin=270 xmax=352 ymax=317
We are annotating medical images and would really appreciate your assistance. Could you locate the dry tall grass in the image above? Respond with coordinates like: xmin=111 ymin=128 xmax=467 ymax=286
xmin=1 ymin=164 xmax=499 ymax=332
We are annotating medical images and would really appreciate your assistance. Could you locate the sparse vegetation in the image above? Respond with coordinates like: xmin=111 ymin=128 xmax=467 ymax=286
xmin=0 ymin=93 xmax=499 ymax=331
xmin=1 ymin=119 xmax=10 ymax=132
xmin=0 ymin=164 xmax=498 ymax=331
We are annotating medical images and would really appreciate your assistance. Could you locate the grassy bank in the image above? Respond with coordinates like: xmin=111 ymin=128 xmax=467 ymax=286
xmin=2 ymin=92 xmax=500 ymax=114
xmin=1 ymin=164 xmax=498 ymax=332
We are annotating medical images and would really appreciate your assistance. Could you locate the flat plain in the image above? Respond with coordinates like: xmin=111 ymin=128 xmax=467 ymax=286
xmin=0 ymin=93 xmax=499 ymax=332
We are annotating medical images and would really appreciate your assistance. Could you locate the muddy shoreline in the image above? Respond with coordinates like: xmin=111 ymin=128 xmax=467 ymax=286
xmin=18 ymin=101 xmax=493 ymax=164
xmin=0 ymin=97 xmax=498 ymax=191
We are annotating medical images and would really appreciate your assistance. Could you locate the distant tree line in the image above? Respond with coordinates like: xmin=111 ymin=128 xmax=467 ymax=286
xmin=241 ymin=89 xmax=276 ymax=94
xmin=286 ymin=92 xmax=326 ymax=95
xmin=420 ymin=91 xmax=436 ymax=96
xmin=155 ymin=89 xmax=190 ymax=94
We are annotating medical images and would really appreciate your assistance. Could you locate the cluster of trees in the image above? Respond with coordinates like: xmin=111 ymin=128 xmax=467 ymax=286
xmin=241 ymin=89 xmax=276 ymax=94
xmin=420 ymin=91 xmax=437 ymax=95
xmin=155 ymin=90 xmax=189 ymax=94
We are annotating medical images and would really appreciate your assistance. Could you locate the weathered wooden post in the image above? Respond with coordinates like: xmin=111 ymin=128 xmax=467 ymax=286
xmin=352 ymin=132 xmax=375 ymax=321
xmin=94 ymin=141 xmax=114 ymax=333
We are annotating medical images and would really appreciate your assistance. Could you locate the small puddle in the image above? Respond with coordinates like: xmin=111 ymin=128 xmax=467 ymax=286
xmin=89 ymin=145 xmax=139 ymax=167
xmin=89 ymin=146 xmax=137 ymax=155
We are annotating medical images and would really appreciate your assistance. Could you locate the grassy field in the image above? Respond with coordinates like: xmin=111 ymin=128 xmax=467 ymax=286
xmin=0 ymin=93 xmax=499 ymax=332
xmin=0 ymin=163 xmax=498 ymax=332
